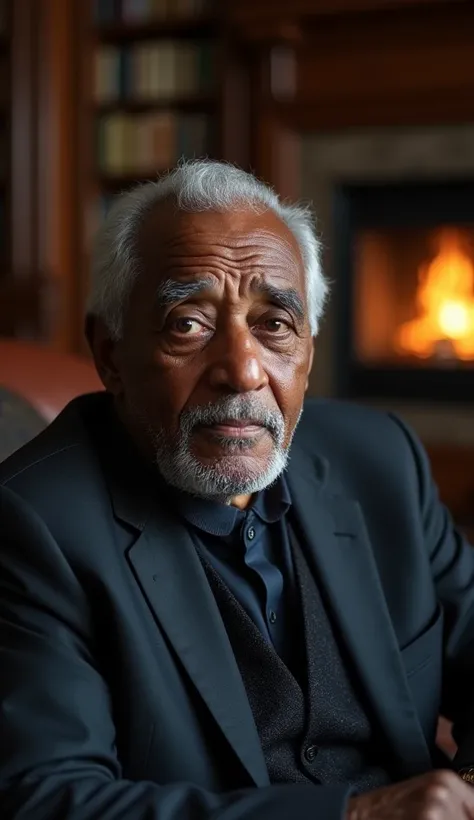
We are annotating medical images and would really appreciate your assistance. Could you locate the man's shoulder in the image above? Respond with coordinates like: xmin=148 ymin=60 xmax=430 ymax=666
xmin=0 ymin=392 xmax=110 ymax=513
xmin=297 ymin=397 xmax=407 ymax=449
xmin=293 ymin=398 xmax=421 ymax=489
xmin=299 ymin=396 xmax=388 ymax=424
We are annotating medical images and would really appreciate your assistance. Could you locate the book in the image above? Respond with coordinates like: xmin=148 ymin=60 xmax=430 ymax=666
xmin=95 ymin=47 xmax=121 ymax=103
xmin=97 ymin=111 xmax=211 ymax=176
xmin=95 ymin=41 xmax=214 ymax=102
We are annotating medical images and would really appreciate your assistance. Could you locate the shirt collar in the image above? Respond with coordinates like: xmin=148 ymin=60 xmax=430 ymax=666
xmin=165 ymin=473 xmax=292 ymax=537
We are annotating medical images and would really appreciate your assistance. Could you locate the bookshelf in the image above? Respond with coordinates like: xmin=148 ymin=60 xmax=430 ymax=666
xmin=91 ymin=0 xmax=219 ymax=217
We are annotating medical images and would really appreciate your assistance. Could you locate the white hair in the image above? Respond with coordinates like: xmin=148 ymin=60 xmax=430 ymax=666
xmin=87 ymin=159 xmax=328 ymax=338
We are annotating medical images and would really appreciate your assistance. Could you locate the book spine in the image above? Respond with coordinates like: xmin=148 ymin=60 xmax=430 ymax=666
xmin=95 ymin=47 xmax=121 ymax=103
xmin=99 ymin=112 xmax=203 ymax=176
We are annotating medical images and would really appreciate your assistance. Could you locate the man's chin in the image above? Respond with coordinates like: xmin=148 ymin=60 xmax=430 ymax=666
xmin=187 ymin=449 xmax=287 ymax=498
xmin=194 ymin=452 xmax=269 ymax=479
xmin=153 ymin=435 xmax=288 ymax=498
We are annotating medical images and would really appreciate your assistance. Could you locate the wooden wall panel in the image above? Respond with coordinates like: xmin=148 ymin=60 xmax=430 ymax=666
xmin=36 ymin=0 xmax=79 ymax=351
xmin=10 ymin=0 xmax=38 ymax=281
xmin=6 ymin=0 xmax=80 ymax=346
xmin=294 ymin=6 xmax=474 ymax=113
xmin=234 ymin=1 xmax=474 ymax=187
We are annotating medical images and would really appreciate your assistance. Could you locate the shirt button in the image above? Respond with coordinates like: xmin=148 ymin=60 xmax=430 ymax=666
xmin=247 ymin=526 xmax=256 ymax=540
xmin=269 ymin=610 xmax=277 ymax=624
xmin=304 ymin=745 xmax=318 ymax=763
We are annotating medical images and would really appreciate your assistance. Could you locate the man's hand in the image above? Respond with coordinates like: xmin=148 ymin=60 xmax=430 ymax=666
xmin=347 ymin=770 xmax=474 ymax=820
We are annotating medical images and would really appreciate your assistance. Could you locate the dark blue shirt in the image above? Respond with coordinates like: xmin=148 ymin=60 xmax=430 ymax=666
xmin=169 ymin=476 xmax=299 ymax=668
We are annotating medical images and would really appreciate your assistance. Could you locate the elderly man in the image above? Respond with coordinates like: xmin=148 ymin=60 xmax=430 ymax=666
xmin=1 ymin=160 xmax=474 ymax=820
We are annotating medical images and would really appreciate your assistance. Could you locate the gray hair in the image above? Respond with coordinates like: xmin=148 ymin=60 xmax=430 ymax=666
xmin=87 ymin=159 xmax=328 ymax=338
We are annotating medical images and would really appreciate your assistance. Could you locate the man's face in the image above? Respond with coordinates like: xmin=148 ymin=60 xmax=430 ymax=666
xmin=98 ymin=204 xmax=314 ymax=502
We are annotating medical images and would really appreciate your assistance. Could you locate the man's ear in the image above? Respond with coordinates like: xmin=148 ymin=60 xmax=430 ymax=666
xmin=85 ymin=315 xmax=124 ymax=396
xmin=305 ymin=341 xmax=314 ymax=392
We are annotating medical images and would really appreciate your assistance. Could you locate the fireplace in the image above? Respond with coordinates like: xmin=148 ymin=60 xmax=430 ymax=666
xmin=334 ymin=179 xmax=474 ymax=402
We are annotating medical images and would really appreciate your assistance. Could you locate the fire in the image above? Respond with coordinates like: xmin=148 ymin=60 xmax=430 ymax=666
xmin=395 ymin=228 xmax=474 ymax=360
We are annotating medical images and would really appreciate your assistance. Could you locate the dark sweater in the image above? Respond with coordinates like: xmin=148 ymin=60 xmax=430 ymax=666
xmin=197 ymin=520 xmax=392 ymax=793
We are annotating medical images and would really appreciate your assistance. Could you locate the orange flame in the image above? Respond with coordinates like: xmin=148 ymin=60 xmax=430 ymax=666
xmin=395 ymin=229 xmax=474 ymax=360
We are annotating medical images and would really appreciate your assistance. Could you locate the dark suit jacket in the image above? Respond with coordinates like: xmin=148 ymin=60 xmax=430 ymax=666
xmin=0 ymin=392 xmax=474 ymax=820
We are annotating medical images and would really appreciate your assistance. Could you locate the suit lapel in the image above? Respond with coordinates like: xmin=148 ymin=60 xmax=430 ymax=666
xmin=127 ymin=514 xmax=269 ymax=786
xmin=287 ymin=448 xmax=432 ymax=779
xmin=103 ymin=431 xmax=268 ymax=788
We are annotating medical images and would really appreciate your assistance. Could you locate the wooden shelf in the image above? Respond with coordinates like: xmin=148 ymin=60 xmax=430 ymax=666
xmin=97 ymin=18 xmax=217 ymax=43
xmin=96 ymin=97 xmax=217 ymax=115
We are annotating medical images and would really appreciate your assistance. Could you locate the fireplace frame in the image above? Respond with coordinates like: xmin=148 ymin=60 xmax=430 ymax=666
xmin=333 ymin=178 xmax=474 ymax=403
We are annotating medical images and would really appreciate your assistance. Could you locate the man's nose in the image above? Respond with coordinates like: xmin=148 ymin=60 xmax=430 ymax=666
xmin=208 ymin=325 xmax=269 ymax=393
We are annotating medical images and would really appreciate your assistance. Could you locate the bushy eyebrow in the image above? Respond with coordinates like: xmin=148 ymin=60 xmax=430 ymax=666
xmin=154 ymin=277 xmax=214 ymax=307
xmin=251 ymin=282 xmax=305 ymax=322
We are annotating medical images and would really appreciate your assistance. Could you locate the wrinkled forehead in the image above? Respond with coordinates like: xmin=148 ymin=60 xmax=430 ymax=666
xmin=136 ymin=204 xmax=305 ymax=288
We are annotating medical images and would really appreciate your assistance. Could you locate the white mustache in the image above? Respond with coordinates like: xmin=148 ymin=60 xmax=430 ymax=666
xmin=180 ymin=396 xmax=285 ymax=442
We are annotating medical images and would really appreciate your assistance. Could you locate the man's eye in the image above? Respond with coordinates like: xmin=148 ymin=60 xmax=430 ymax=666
xmin=171 ymin=317 xmax=203 ymax=335
xmin=262 ymin=318 xmax=289 ymax=333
